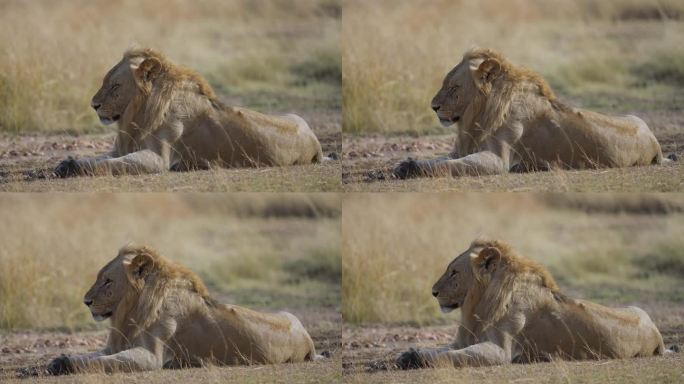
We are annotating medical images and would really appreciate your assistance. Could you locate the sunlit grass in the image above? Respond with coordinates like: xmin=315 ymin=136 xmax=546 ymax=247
xmin=0 ymin=194 xmax=340 ymax=330
xmin=342 ymin=194 xmax=684 ymax=324
xmin=0 ymin=0 xmax=340 ymax=134
xmin=342 ymin=0 xmax=684 ymax=135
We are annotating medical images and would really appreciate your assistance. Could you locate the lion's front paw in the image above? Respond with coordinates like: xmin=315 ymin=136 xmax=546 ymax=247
xmin=393 ymin=158 xmax=421 ymax=179
xmin=396 ymin=348 xmax=428 ymax=370
xmin=54 ymin=157 xmax=82 ymax=178
xmin=46 ymin=354 xmax=74 ymax=375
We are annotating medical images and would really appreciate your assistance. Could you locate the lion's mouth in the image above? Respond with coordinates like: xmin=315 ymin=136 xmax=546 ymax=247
xmin=440 ymin=303 xmax=460 ymax=313
xmin=98 ymin=114 xmax=121 ymax=126
xmin=92 ymin=311 xmax=113 ymax=322
xmin=438 ymin=115 xmax=460 ymax=127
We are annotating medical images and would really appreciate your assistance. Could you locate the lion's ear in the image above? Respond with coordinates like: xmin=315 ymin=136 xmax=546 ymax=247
xmin=124 ymin=252 xmax=154 ymax=280
xmin=134 ymin=57 xmax=161 ymax=83
xmin=475 ymin=58 xmax=501 ymax=84
xmin=474 ymin=246 xmax=501 ymax=274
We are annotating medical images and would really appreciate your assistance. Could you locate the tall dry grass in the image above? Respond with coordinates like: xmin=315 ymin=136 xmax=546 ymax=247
xmin=0 ymin=0 xmax=340 ymax=134
xmin=342 ymin=193 xmax=684 ymax=324
xmin=0 ymin=193 xmax=340 ymax=330
xmin=343 ymin=0 xmax=684 ymax=134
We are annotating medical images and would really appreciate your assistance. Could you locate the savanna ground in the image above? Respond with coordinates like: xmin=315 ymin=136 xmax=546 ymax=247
xmin=0 ymin=194 xmax=342 ymax=382
xmin=0 ymin=0 xmax=341 ymax=192
xmin=342 ymin=0 xmax=684 ymax=192
xmin=342 ymin=194 xmax=684 ymax=382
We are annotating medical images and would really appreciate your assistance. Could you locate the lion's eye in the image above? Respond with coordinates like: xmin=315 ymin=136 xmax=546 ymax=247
xmin=450 ymin=270 xmax=458 ymax=277
xmin=104 ymin=278 xmax=112 ymax=286
xmin=111 ymin=84 xmax=120 ymax=91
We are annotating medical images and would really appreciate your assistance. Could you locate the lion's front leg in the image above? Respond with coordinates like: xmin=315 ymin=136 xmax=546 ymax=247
xmin=47 ymin=346 xmax=163 ymax=374
xmin=394 ymin=151 xmax=507 ymax=179
xmin=396 ymin=342 xmax=510 ymax=369
xmin=46 ymin=350 xmax=107 ymax=375
xmin=441 ymin=341 xmax=510 ymax=367
xmin=395 ymin=347 xmax=451 ymax=369
xmin=54 ymin=149 xmax=167 ymax=177
xmin=393 ymin=155 xmax=452 ymax=179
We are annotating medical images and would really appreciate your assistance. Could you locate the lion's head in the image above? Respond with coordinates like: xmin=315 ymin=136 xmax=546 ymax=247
xmin=90 ymin=50 xmax=158 ymax=126
xmin=432 ymin=239 xmax=560 ymax=319
xmin=431 ymin=49 xmax=562 ymax=153
xmin=430 ymin=50 xmax=501 ymax=128
xmin=90 ymin=48 xmax=218 ymax=128
xmin=84 ymin=245 xmax=212 ymax=330
xmin=83 ymin=254 xmax=130 ymax=322
xmin=83 ymin=245 xmax=159 ymax=322
xmin=431 ymin=241 xmax=483 ymax=313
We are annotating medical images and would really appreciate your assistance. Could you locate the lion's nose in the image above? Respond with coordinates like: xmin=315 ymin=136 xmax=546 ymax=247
xmin=432 ymin=290 xmax=439 ymax=297
xmin=91 ymin=103 xmax=101 ymax=111
xmin=431 ymin=105 xmax=440 ymax=112
xmin=84 ymin=299 xmax=93 ymax=306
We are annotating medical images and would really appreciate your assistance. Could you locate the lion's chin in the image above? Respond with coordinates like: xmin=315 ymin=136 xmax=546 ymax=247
xmin=439 ymin=119 xmax=454 ymax=127
xmin=92 ymin=312 xmax=112 ymax=322
xmin=440 ymin=304 xmax=459 ymax=313
xmin=98 ymin=114 xmax=120 ymax=126
xmin=438 ymin=116 xmax=460 ymax=127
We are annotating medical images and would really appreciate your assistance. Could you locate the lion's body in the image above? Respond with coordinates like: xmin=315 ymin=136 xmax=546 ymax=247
xmin=511 ymin=106 xmax=662 ymax=170
xmin=52 ymin=246 xmax=317 ymax=373
xmin=516 ymin=299 xmax=663 ymax=361
xmin=397 ymin=239 xmax=664 ymax=369
xmin=394 ymin=49 xmax=665 ymax=178
xmin=55 ymin=48 xmax=323 ymax=177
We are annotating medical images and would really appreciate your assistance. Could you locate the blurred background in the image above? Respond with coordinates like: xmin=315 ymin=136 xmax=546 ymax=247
xmin=0 ymin=193 xmax=340 ymax=330
xmin=342 ymin=193 xmax=684 ymax=327
xmin=343 ymin=0 xmax=684 ymax=136
xmin=0 ymin=0 xmax=341 ymax=134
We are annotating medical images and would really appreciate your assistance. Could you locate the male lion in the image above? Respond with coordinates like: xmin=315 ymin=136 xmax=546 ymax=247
xmin=54 ymin=48 xmax=325 ymax=177
xmin=46 ymin=245 xmax=319 ymax=374
xmin=394 ymin=49 xmax=668 ymax=179
xmin=396 ymin=239 xmax=665 ymax=369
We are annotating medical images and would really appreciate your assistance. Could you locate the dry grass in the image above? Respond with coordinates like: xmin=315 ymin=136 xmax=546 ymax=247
xmin=0 ymin=0 xmax=340 ymax=134
xmin=0 ymin=193 xmax=340 ymax=330
xmin=342 ymin=193 xmax=684 ymax=324
xmin=342 ymin=0 xmax=684 ymax=135
xmin=0 ymin=162 xmax=342 ymax=192
xmin=3 ymin=358 xmax=342 ymax=384
xmin=344 ymin=354 xmax=683 ymax=384
xmin=342 ymin=161 xmax=684 ymax=192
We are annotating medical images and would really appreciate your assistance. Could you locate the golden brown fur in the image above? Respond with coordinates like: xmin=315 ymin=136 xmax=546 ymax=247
xmin=47 ymin=245 xmax=318 ymax=374
xmin=54 ymin=48 xmax=324 ymax=177
xmin=396 ymin=239 xmax=665 ymax=369
xmin=394 ymin=48 xmax=666 ymax=179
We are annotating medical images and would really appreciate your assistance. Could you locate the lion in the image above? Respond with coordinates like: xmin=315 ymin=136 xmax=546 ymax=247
xmin=396 ymin=239 xmax=666 ymax=369
xmin=394 ymin=48 xmax=670 ymax=179
xmin=54 ymin=48 xmax=325 ymax=177
xmin=46 ymin=245 xmax=320 ymax=374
